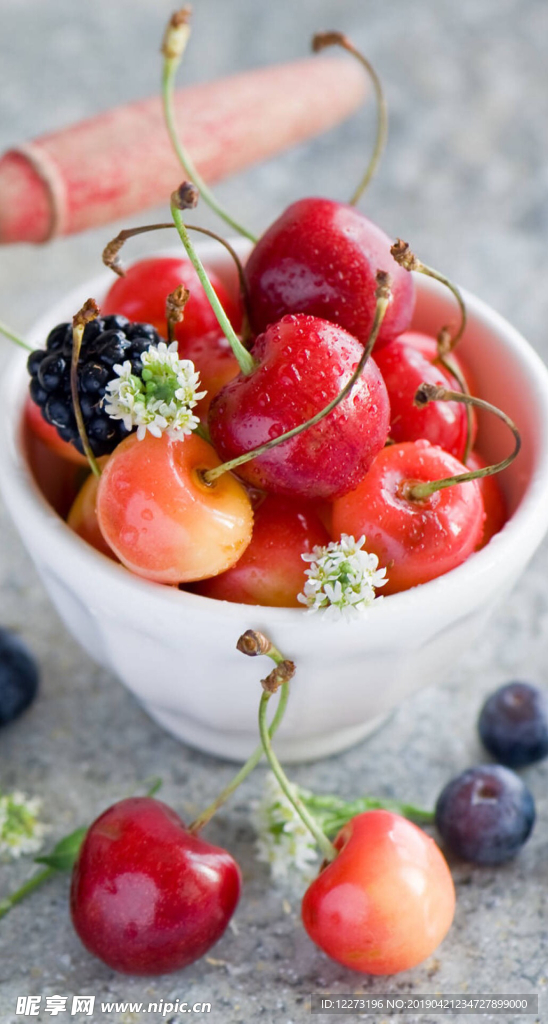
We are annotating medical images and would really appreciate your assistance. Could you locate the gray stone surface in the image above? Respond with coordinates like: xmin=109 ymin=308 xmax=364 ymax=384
xmin=1 ymin=0 xmax=548 ymax=1021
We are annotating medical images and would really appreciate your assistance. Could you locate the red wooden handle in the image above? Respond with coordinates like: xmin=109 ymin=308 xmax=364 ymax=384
xmin=0 ymin=57 xmax=365 ymax=245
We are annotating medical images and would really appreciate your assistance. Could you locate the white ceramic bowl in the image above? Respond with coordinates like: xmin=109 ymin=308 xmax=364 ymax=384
xmin=2 ymin=242 xmax=548 ymax=764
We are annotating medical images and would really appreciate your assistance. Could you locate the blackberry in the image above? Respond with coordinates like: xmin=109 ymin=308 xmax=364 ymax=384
xmin=27 ymin=315 xmax=162 ymax=457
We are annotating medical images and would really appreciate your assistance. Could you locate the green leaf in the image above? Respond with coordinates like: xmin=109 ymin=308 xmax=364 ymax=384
xmin=34 ymin=827 xmax=87 ymax=872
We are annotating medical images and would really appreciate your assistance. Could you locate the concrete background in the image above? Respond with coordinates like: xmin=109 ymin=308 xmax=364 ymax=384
xmin=1 ymin=1 xmax=548 ymax=1022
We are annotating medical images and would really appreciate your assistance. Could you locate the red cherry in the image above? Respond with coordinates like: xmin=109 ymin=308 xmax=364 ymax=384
xmin=24 ymin=397 xmax=87 ymax=466
xmin=332 ymin=440 xmax=485 ymax=594
xmin=245 ymin=198 xmax=414 ymax=348
xmin=468 ymin=451 xmax=507 ymax=548
xmin=70 ymin=797 xmax=241 ymax=975
xmin=375 ymin=331 xmax=476 ymax=460
xmin=96 ymin=432 xmax=253 ymax=584
xmin=208 ymin=314 xmax=390 ymax=500
xmin=67 ymin=461 xmax=116 ymax=560
xmin=102 ymin=257 xmax=242 ymax=347
xmin=193 ymin=495 xmax=330 ymax=606
xmin=302 ymin=810 xmax=455 ymax=975
xmin=24 ymin=423 xmax=83 ymax=520
xmin=177 ymin=330 xmax=240 ymax=418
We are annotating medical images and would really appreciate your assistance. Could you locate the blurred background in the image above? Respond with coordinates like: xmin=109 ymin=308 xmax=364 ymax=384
xmin=1 ymin=0 xmax=547 ymax=348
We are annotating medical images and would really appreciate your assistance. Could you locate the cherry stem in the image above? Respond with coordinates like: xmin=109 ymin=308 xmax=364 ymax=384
xmin=171 ymin=199 xmax=256 ymax=376
xmin=436 ymin=352 xmax=474 ymax=464
xmin=203 ymin=270 xmax=392 ymax=485
xmin=258 ymin=692 xmax=337 ymax=863
xmin=301 ymin=792 xmax=435 ymax=834
xmin=161 ymin=8 xmax=257 ymax=243
xmin=102 ymin=221 xmax=252 ymax=323
xmin=0 ymin=867 xmax=56 ymax=920
xmin=71 ymin=302 xmax=102 ymax=478
xmin=0 ymin=320 xmax=32 ymax=353
xmin=188 ymin=631 xmax=291 ymax=834
xmin=404 ymin=383 xmax=521 ymax=501
xmin=166 ymin=284 xmax=190 ymax=345
xmin=391 ymin=239 xmax=467 ymax=352
xmin=189 ymin=688 xmax=290 ymax=834
xmin=312 ymin=31 xmax=388 ymax=206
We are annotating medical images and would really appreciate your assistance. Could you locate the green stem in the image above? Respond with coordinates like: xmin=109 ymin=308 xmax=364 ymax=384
xmin=301 ymin=791 xmax=435 ymax=835
xmin=420 ymin=265 xmax=467 ymax=351
xmin=162 ymin=57 xmax=256 ymax=243
xmin=189 ymin=682 xmax=290 ymax=834
xmin=102 ymin=222 xmax=251 ymax=324
xmin=406 ymin=385 xmax=521 ymax=501
xmin=436 ymin=351 xmax=474 ymax=464
xmin=390 ymin=240 xmax=467 ymax=352
xmin=0 ymin=866 xmax=56 ymax=920
xmin=203 ymin=272 xmax=391 ymax=484
xmin=312 ymin=31 xmax=388 ymax=206
xmin=171 ymin=203 xmax=256 ymax=376
xmin=71 ymin=320 xmax=101 ymax=479
xmin=258 ymin=692 xmax=337 ymax=863
xmin=0 ymin=320 xmax=32 ymax=353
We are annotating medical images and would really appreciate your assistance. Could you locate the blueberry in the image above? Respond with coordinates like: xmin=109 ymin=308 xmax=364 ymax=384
xmin=0 ymin=629 xmax=39 ymax=726
xmin=478 ymin=681 xmax=548 ymax=767
xmin=435 ymin=765 xmax=535 ymax=864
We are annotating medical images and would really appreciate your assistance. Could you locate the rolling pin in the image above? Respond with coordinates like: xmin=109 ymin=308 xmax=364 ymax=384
xmin=0 ymin=57 xmax=365 ymax=245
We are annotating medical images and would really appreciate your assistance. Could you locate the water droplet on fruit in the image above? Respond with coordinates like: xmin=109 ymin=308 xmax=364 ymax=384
xmin=121 ymin=526 xmax=139 ymax=545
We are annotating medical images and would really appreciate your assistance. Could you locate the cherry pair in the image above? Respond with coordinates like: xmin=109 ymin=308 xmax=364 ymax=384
xmin=0 ymin=632 xmax=454 ymax=977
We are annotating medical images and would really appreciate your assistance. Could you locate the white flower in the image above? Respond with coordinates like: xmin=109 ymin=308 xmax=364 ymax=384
xmin=297 ymin=534 xmax=387 ymax=620
xmin=104 ymin=341 xmax=206 ymax=440
xmin=253 ymin=773 xmax=319 ymax=882
xmin=0 ymin=790 xmax=47 ymax=860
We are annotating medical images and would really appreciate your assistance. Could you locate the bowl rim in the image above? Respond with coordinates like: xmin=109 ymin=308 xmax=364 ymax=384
xmin=2 ymin=250 xmax=548 ymax=628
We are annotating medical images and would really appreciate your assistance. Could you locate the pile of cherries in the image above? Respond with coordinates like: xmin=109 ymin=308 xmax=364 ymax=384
xmin=24 ymin=190 xmax=508 ymax=604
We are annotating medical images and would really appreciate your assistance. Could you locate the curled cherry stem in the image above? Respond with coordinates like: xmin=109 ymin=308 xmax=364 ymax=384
xmin=161 ymin=8 xmax=257 ymax=242
xmin=0 ymin=320 xmax=32 ymax=353
xmin=188 ymin=632 xmax=291 ymax=834
xmin=71 ymin=301 xmax=102 ymax=478
xmin=101 ymin=220 xmax=252 ymax=324
xmin=171 ymin=196 xmax=256 ymax=376
xmin=312 ymin=31 xmax=388 ymax=205
xmin=258 ymin=691 xmax=338 ymax=863
xmin=403 ymin=384 xmax=521 ymax=501
xmin=391 ymin=239 xmax=467 ymax=352
xmin=436 ymin=352 xmax=474 ymax=464
xmin=203 ymin=271 xmax=392 ymax=485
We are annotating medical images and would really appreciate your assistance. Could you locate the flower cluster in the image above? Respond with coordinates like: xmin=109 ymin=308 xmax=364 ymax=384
xmin=0 ymin=790 xmax=46 ymax=860
xmin=104 ymin=341 xmax=206 ymax=440
xmin=298 ymin=534 xmax=387 ymax=620
xmin=253 ymin=773 xmax=318 ymax=882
